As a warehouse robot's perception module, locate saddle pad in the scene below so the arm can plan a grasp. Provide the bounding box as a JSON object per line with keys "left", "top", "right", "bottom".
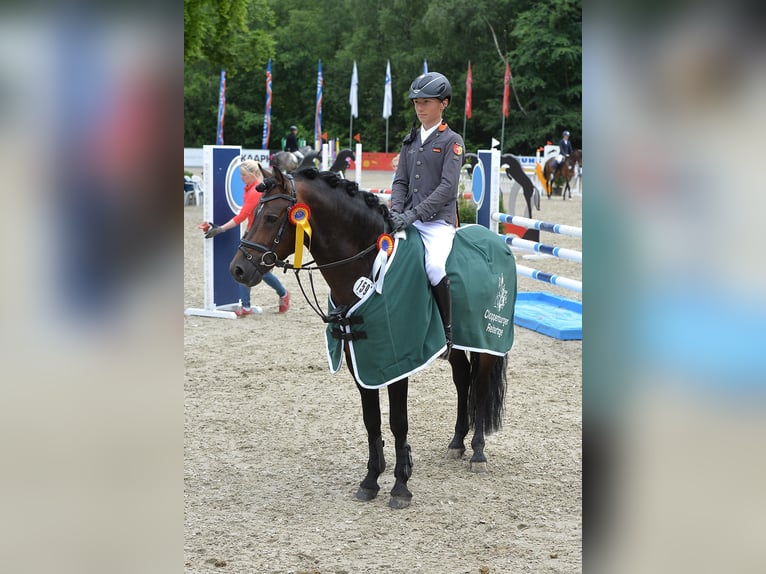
{"left": 325, "top": 224, "right": 516, "bottom": 389}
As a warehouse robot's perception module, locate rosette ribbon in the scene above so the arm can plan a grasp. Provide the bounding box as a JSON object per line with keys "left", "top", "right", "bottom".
{"left": 372, "top": 233, "right": 395, "bottom": 293}
{"left": 288, "top": 203, "right": 312, "bottom": 268}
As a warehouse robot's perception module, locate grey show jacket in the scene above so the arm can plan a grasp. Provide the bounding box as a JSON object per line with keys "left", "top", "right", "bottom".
{"left": 391, "top": 121, "right": 464, "bottom": 225}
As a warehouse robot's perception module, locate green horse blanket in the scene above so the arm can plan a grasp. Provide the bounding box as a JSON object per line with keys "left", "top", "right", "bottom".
{"left": 325, "top": 224, "right": 517, "bottom": 388}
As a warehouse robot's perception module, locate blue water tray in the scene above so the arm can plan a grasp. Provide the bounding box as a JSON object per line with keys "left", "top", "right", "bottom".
{"left": 514, "top": 292, "right": 582, "bottom": 340}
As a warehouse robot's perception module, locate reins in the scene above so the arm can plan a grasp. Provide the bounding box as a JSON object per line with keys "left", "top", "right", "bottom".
{"left": 238, "top": 172, "right": 386, "bottom": 324}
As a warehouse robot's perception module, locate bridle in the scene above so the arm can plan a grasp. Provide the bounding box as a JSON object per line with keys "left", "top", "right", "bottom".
{"left": 237, "top": 175, "right": 298, "bottom": 271}
{"left": 237, "top": 173, "right": 389, "bottom": 323}
{"left": 238, "top": 174, "right": 382, "bottom": 272}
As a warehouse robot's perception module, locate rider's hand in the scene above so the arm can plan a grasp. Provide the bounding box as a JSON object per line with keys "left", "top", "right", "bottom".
{"left": 389, "top": 209, "right": 418, "bottom": 232}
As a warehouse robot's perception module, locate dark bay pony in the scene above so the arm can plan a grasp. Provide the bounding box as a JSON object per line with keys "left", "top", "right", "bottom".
{"left": 229, "top": 167, "right": 510, "bottom": 509}
{"left": 543, "top": 149, "right": 582, "bottom": 200}
{"left": 270, "top": 145, "right": 318, "bottom": 173}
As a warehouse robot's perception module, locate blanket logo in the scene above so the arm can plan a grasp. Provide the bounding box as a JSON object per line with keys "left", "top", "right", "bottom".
{"left": 495, "top": 275, "right": 508, "bottom": 311}
{"left": 482, "top": 275, "right": 511, "bottom": 339}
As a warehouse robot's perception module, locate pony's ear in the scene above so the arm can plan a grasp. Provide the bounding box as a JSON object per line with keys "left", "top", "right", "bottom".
{"left": 257, "top": 161, "right": 273, "bottom": 179}
{"left": 271, "top": 164, "right": 285, "bottom": 184}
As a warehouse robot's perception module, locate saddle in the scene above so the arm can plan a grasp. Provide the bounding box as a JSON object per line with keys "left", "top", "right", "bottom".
{"left": 325, "top": 225, "right": 517, "bottom": 388}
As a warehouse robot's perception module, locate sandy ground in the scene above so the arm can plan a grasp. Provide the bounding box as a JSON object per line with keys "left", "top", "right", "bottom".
{"left": 184, "top": 171, "right": 582, "bottom": 573}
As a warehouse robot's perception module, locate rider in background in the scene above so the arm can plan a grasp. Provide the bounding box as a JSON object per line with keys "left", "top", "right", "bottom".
{"left": 554, "top": 130, "right": 574, "bottom": 169}
{"left": 389, "top": 71, "right": 464, "bottom": 359}
{"left": 284, "top": 126, "right": 304, "bottom": 162}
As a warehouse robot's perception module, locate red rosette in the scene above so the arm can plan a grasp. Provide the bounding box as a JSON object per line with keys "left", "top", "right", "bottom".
{"left": 376, "top": 233, "right": 394, "bottom": 256}
{"left": 288, "top": 203, "right": 311, "bottom": 225}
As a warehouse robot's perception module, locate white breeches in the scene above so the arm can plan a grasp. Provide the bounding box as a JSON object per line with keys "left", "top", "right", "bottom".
{"left": 412, "top": 220, "right": 456, "bottom": 285}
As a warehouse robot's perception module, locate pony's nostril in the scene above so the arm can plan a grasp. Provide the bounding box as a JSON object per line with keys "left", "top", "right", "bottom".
{"left": 234, "top": 265, "right": 244, "bottom": 279}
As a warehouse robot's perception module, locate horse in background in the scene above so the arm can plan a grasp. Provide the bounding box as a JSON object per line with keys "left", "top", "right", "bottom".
{"left": 543, "top": 148, "right": 582, "bottom": 200}
{"left": 270, "top": 145, "right": 318, "bottom": 174}
{"left": 328, "top": 148, "right": 355, "bottom": 178}
{"left": 463, "top": 152, "right": 480, "bottom": 177}
{"left": 501, "top": 153, "right": 540, "bottom": 216}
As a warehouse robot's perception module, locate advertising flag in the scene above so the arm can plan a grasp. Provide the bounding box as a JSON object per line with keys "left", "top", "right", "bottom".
{"left": 382, "top": 60, "right": 392, "bottom": 119}
{"left": 216, "top": 69, "right": 226, "bottom": 144}
{"left": 465, "top": 61, "right": 473, "bottom": 119}
{"left": 349, "top": 61, "right": 359, "bottom": 118}
{"left": 315, "top": 60, "right": 323, "bottom": 143}
{"left": 502, "top": 61, "right": 510, "bottom": 118}
{"left": 261, "top": 59, "right": 272, "bottom": 149}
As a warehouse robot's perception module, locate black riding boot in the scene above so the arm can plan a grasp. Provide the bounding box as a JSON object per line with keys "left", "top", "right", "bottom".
{"left": 431, "top": 276, "right": 453, "bottom": 360}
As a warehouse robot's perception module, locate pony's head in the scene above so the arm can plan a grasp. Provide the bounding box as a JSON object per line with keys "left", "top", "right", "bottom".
{"left": 229, "top": 167, "right": 298, "bottom": 287}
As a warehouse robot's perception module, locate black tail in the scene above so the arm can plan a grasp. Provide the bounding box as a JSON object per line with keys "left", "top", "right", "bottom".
{"left": 467, "top": 353, "right": 508, "bottom": 435}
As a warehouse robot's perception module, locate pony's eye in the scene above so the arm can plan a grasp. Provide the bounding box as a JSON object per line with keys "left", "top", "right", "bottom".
{"left": 265, "top": 214, "right": 279, "bottom": 224}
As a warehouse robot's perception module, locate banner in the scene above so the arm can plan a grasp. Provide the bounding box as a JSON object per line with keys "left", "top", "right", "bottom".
{"left": 261, "top": 59, "right": 272, "bottom": 149}
{"left": 382, "top": 60, "right": 392, "bottom": 119}
{"left": 315, "top": 60, "right": 323, "bottom": 144}
{"left": 465, "top": 61, "right": 473, "bottom": 119}
{"left": 216, "top": 69, "right": 226, "bottom": 144}
{"left": 349, "top": 61, "right": 358, "bottom": 118}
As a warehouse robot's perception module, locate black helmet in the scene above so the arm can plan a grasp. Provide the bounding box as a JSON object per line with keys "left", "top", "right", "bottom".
{"left": 408, "top": 72, "right": 452, "bottom": 103}
{"left": 290, "top": 125, "right": 297, "bottom": 131}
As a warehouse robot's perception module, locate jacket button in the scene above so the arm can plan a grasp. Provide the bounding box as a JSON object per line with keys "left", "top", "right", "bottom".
{"left": 416, "top": 160, "right": 422, "bottom": 165}
{"left": 415, "top": 174, "right": 420, "bottom": 179}
{"left": 419, "top": 147, "right": 424, "bottom": 152}
{"left": 413, "top": 188, "right": 418, "bottom": 193}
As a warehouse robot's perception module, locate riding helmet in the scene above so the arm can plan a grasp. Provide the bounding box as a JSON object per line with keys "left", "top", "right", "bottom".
{"left": 562, "top": 130, "right": 570, "bottom": 136}
{"left": 290, "top": 125, "right": 297, "bottom": 131}
{"left": 408, "top": 72, "right": 452, "bottom": 103}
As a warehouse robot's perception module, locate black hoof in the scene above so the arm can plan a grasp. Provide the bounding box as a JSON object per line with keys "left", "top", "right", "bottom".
{"left": 388, "top": 495, "right": 412, "bottom": 509}
{"left": 355, "top": 486, "right": 379, "bottom": 501}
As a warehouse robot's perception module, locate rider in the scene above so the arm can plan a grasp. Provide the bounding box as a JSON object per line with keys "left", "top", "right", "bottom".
{"left": 554, "top": 130, "right": 574, "bottom": 169}
{"left": 389, "top": 71, "right": 464, "bottom": 359}
{"left": 284, "top": 126, "right": 304, "bottom": 162}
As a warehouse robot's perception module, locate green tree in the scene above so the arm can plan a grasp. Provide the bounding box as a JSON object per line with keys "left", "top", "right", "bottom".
{"left": 183, "top": 0, "right": 582, "bottom": 155}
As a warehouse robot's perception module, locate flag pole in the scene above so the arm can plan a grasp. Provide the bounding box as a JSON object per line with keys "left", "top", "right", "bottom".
{"left": 500, "top": 115, "right": 506, "bottom": 152}
{"left": 463, "top": 111, "right": 467, "bottom": 144}
{"left": 385, "top": 119, "right": 389, "bottom": 153}
{"left": 349, "top": 112, "right": 353, "bottom": 149}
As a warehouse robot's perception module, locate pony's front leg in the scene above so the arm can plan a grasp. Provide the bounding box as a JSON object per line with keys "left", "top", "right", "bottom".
{"left": 355, "top": 384, "right": 386, "bottom": 501}
{"left": 387, "top": 379, "right": 413, "bottom": 509}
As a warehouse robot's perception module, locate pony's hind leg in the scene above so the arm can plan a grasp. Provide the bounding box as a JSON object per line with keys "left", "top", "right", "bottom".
{"left": 447, "top": 349, "right": 471, "bottom": 459}
{"left": 355, "top": 384, "right": 386, "bottom": 501}
{"left": 468, "top": 353, "right": 508, "bottom": 473}
{"left": 387, "top": 379, "right": 413, "bottom": 509}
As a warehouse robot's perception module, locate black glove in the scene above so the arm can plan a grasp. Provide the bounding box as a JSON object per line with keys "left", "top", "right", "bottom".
{"left": 204, "top": 223, "right": 224, "bottom": 238}
{"left": 390, "top": 209, "right": 418, "bottom": 232}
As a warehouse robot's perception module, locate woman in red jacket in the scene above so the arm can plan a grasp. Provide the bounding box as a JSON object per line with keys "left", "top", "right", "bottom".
{"left": 200, "top": 160, "right": 290, "bottom": 316}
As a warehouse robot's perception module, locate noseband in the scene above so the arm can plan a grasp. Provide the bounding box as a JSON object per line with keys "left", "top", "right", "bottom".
{"left": 238, "top": 175, "right": 297, "bottom": 270}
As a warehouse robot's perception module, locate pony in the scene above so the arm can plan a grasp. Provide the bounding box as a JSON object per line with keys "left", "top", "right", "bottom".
{"left": 328, "top": 148, "right": 355, "bottom": 178}
{"left": 270, "top": 145, "right": 318, "bottom": 174}
{"left": 229, "top": 167, "right": 514, "bottom": 509}
{"left": 543, "top": 149, "right": 582, "bottom": 200}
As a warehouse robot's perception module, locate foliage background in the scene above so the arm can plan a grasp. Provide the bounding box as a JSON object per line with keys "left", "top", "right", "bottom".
{"left": 184, "top": 0, "right": 581, "bottom": 155}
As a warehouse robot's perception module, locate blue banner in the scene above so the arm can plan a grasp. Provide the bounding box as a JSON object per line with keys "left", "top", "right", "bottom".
{"left": 216, "top": 69, "right": 226, "bottom": 145}
{"left": 315, "top": 60, "right": 323, "bottom": 143}
{"left": 261, "top": 59, "right": 272, "bottom": 149}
